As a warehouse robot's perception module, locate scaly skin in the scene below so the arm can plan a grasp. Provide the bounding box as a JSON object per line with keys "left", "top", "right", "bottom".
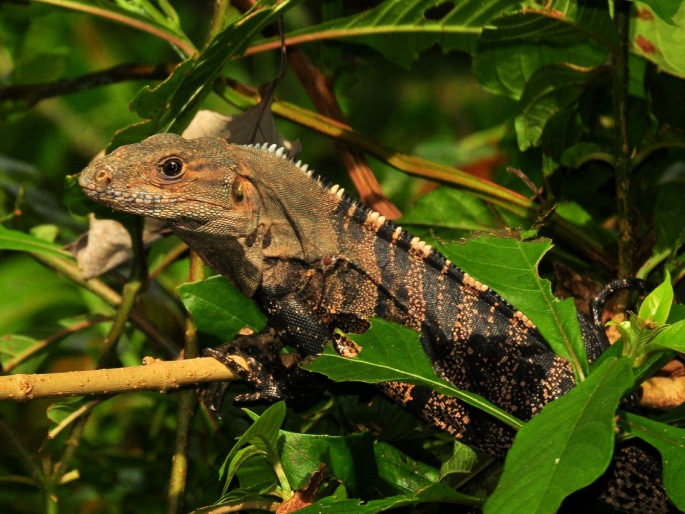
{"left": 79, "top": 134, "right": 673, "bottom": 512}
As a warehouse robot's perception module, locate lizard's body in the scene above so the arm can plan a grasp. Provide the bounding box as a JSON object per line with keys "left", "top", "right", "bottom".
{"left": 79, "top": 134, "right": 672, "bottom": 512}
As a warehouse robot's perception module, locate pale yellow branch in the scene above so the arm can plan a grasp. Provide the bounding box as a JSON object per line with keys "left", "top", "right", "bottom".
{"left": 0, "top": 356, "right": 246, "bottom": 402}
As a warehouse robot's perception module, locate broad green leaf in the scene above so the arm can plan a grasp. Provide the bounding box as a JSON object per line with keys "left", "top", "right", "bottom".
{"left": 304, "top": 318, "right": 523, "bottom": 431}
{"left": 629, "top": 0, "right": 679, "bottom": 24}
{"left": 280, "top": 431, "right": 375, "bottom": 496}
{"left": 632, "top": 2, "right": 685, "bottom": 78}
{"left": 638, "top": 273, "right": 673, "bottom": 324}
{"left": 46, "top": 397, "right": 88, "bottom": 426}
{"left": 440, "top": 441, "right": 479, "bottom": 478}
{"left": 559, "top": 142, "right": 609, "bottom": 168}
{"left": 0, "top": 334, "right": 49, "bottom": 374}
{"left": 0, "top": 225, "right": 70, "bottom": 258}
{"left": 32, "top": 0, "right": 193, "bottom": 49}
{"left": 219, "top": 402, "right": 286, "bottom": 491}
{"left": 650, "top": 319, "right": 685, "bottom": 353}
{"left": 177, "top": 276, "right": 267, "bottom": 340}
{"left": 474, "top": 3, "right": 613, "bottom": 99}
{"left": 374, "top": 442, "right": 439, "bottom": 494}
{"left": 296, "top": 482, "right": 481, "bottom": 514}
{"left": 400, "top": 187, "right": 501, "bottom": 233}
{"left": 110, "top": 0, "right": 301, "bottom": 147}
{"left": 269, "top": 0, "right": 513, "bottom": 69}
{"left": 621, "top": 412, "right": 685, "bottom": 511}
{"left": 554, "top": 202, "right": 617, "bottom": 248}
{"left": 440, "top": 236, "right": 588, "bottom": 379}
{"left": 654, "top": 182, "right": 685, "bottom": 257}
{"left": 372, "top": 442, "right": 480, "bottom": 505}
{"left": 485, "top": 357, "right": 634, "bottom": 514}
{"left": 515, "top": 64, "right": 594, "bottom": 151}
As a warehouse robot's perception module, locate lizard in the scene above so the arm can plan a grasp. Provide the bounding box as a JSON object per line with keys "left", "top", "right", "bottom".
{"left": 79, "top": 133, "right": 674, "bottom": 513}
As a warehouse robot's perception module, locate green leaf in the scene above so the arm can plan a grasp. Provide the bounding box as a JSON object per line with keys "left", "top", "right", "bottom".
{"left": 177, "top": 276, "right": 267, "bottom": 341}
{"left": 219, "top": 402, "right": 286, "bottom": 492}
{"left": 554, "top": 202, "right": 617, "bottom": 248}
{"left": 274, "top": 0, "right": 513, "bottom": 69}
{"left": 638, "top": 273, "right": 673, "bottom": 324}
{"left": 474, "top": 4, "right": 613, "bottom": 99}
{"left": 631, "top": 2, "right": 685, "bottom": 78}
{"left": 304, "top": 318, "right": 523, "bottom": 431}
{"left": 31, "top": 0, "right": 193, "bottom": 49}
{"left": 296, "top": 482, "right": 481, "bottom": 514}
{"left": 621, "top": 412, "right": 685, "bottom": 511}
{"left": 650, "top": 319, "right": 685, "bottom": 353}
{"left": 514, "top": 64, "right": 594, "bottom": 151}
{"left": 440, "top": 236, "right": 588, "bottom": 379}
{"left": 110, "top": 0, "right": 301, "bottom": 147}
{"left": 484, "top": 357, "right": 634, "bottom": 514}
{"left": 400, "top": 187, "right": 501, "bottom": 233}
{"left": 654, "top": 182, "right": 685, "bottom": 257}
{"left": 440, "top": 441, "right": 479, "bottom": 478}
{"left": 280, "top": 432, "right": 375, "bottom": 496}
{"left": 0, "top": 334, "right": 49, "bottom": 374}
{"left": 374, "top": 441, "right": 438, "bottom": 494}
{"left": 630, "top": 0, "right": 679, "bottom": 24}
{"left": 46, "top": 397, "right": 88, "bottom": 426}
{"left": 0, "top": 225, "right": 70, "bottom": 258}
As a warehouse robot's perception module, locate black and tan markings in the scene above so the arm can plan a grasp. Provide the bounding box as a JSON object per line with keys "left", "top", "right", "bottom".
{"left": 80, "top": 137, "right": 673, "bottom": 513}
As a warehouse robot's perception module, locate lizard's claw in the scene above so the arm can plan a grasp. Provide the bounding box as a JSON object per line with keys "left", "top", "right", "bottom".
{"left": 204, "top": 344, "right": 286, "bottom": 403}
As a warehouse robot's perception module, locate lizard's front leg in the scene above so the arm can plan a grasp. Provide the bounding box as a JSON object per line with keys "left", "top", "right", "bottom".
{"left": 204, "top": 291, "right": 332, "bottom": 408}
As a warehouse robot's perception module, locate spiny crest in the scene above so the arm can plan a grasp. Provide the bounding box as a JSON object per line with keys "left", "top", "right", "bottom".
{"left": 244, "top": 142, "right": 314, "bottom": 177}
{"left": 243, "top": 142, "right": 523, "bottom": 322}
{"left": 244, "top": 141, "right": 439, "bottom": 259}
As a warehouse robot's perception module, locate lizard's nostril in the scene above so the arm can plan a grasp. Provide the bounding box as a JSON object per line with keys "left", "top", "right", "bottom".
{"left": 95, "top": 169, "right": 111, "bottom": 184}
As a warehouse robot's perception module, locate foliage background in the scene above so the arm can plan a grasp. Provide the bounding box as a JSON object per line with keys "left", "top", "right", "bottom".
{"left": 1, "top": 1, "right": 685, "bottom": 513}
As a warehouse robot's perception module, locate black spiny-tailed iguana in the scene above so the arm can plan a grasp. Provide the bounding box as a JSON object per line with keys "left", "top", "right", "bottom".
{"left": 79, "top": 133, "right": 674, "bottom": 513}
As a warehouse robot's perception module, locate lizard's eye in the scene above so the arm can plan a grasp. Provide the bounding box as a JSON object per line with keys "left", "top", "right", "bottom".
{"left": 232, "top": 179, "right": 245, "bottom": 203}
{"left": 159, "top": 158, "right": 184, "bottom": 178}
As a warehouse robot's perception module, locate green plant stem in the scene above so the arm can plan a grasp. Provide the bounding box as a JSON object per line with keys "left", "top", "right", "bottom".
{"left": 0, "top": 416, "right": 43, "bottom": 484}
{"left": 3, "top": 316, "right": 111, "bottom": 373}
{"left": 166, "top": 251, "right": 203, "bottom": 514}
{"left": 99, "top": 218, "right": 147, "bottom": 367}
{"left": 612, "top": 1, "right": 634, "bottom": 280}
{"left": 51, "top": 412, "right": 87, "bottom": 480}
{"left": 30, "top": 252, "right": 178, "bottom": 357}
{"left": 98, "top": 280, "right": 142, "bottom": 367}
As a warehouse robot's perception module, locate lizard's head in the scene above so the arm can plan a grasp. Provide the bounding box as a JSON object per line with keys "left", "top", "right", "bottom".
{"left": 80, "top": 133, "right": 257, "bottom": 236}
{"left": 80, "top": 133, "right": 268, "bottom": 294}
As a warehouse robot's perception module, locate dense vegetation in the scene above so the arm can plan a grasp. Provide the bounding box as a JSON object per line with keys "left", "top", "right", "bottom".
{"left": 1, "top": 1, "right": 685, "bottom": 513}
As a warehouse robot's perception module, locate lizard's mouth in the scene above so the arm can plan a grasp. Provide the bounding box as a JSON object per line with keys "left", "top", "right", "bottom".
{"left": 80, "top": 179, "right": 227, "bottom": 215}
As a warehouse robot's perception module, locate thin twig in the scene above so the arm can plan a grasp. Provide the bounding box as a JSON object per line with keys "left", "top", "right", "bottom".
{"left": 2, "top": 316, "right": 111, "bottom": 373}
{"left": 30, "top": 252, "right": 178, "bottom": 357}
{"left": 166, "top": 251, "right": 204, "bottom": 514}
{"left": 0, "top": 416, "right": 43, "bottom": 483}
{"left": 0, "top": 64, "right": 171, "bottom": 108}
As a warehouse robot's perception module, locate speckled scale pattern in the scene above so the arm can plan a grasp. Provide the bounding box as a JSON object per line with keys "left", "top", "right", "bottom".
{"left": 78, "top": 135, "right": 674, "bottom": 513}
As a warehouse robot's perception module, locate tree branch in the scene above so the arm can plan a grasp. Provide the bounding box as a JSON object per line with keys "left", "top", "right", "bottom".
{"left": 0, "top": 64, "right": 172, "bottom": 109}
{"left": 0, "top": 357, "right": 243, "bottom": 402}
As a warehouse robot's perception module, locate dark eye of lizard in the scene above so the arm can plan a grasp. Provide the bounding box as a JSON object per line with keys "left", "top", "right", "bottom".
{"left": 159, "top": 158, "right": 183, "bottom": 178}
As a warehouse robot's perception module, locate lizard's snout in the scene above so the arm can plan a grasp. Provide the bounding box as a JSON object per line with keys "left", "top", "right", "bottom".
{"left": 79, "top": 165, "right": 115, "bottom": 197}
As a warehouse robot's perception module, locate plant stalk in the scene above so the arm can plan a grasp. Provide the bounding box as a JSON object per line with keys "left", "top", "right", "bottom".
{"left": 612, "top": 1, "right": 634, "bottom": 279}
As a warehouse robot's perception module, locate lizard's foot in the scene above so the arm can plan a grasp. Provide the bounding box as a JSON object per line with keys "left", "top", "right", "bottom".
{"left": 203, "top": 341, "right": 286, "bottom": 406}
